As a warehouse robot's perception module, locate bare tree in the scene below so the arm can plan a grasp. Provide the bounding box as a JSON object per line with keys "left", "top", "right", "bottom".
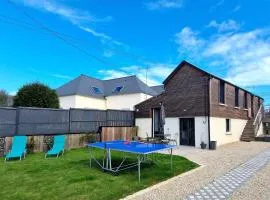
{"left": 0, "top": 90, "right": 8, "bottom": 106}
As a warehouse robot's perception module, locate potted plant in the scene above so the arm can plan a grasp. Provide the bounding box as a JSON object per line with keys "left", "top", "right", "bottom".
{"left": 200, "top": 141, "right": 207, "bottom": 149}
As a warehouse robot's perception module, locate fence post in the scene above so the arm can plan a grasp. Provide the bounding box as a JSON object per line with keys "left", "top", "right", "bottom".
{"left": 68, "top": 109, "right": 71, "bottom": 134}
{"left": 15, "top": 107, "right": 20, "bottom": 136}
{"left": 106, "top": 110, "right": 108, "bottom": 126}
{"left": 132, "top": 111, "right": 135, "bottom": 127}
{"left": 0, "top": 137, "right": 5, "bottom": 157}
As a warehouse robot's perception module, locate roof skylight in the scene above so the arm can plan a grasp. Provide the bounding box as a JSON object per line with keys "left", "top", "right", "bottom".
{"left": 113, "top": 86, "right": 123, "bottom": 93}
{"left": 92, "top": 87, "right": 102, "bottom": 94}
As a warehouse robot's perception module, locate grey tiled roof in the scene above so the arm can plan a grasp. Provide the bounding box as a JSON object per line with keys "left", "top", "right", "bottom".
{"left": 56, "top": 75, "right": 159, "bottom": 98}
{"left": 150, "top": 85, "right": 164, "bottom": 95}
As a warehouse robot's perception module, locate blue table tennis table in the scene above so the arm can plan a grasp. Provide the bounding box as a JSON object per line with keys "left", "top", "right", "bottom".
{"left": 88, "top": 140, "right": 175, "bottom": 182}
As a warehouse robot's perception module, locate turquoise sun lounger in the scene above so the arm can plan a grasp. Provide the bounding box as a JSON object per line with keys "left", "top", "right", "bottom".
{"left": 45, "top": 135, "right": 66, "bottom": 158}
{"left": 5, "top": 136, "right": 27, "bottom": 161}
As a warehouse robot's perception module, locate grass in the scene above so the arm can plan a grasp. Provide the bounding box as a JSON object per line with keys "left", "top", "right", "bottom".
{"left": 0, "top": 148, "right": 199, "bottom": 200}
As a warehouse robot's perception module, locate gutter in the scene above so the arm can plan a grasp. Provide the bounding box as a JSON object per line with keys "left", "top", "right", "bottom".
{"left": 207, "top": 76, "right": 212, "bottom": 149}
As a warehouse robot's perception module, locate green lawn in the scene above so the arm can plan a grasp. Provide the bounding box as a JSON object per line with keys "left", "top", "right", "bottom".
{"left": 0, "top": 148, "right": 198, "bottom": 200}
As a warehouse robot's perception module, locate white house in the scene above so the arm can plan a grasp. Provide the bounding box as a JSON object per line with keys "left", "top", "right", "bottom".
{"left": 56, "top": 75, "right": 163, "bottom": 110}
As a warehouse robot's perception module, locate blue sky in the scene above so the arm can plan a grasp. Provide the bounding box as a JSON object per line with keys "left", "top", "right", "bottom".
{"left": 0, "top": 0, "right": 270, "bottom": 103}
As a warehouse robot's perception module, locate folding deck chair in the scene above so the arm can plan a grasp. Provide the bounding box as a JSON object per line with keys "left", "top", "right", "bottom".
{"left": 5, "top": 136, "right": 27, "bottom": 161}
{"left": 45, "top": 135, "right": 66, "bottom": 158}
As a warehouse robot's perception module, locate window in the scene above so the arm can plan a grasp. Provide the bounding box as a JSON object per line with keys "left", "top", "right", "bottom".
{"left": 235, "top": 88, "right": 239, "bottom": 107}
{"left": 219, "top": 81, "right": 225, "bottom": 104}
{"left": 244, "top": 92, "right": 248, "bottom": 109}
{"left": 92, "top": 87, "right": 102, "bottom": 94}
{"left": 113, "top": 86, "right": 123, "bottom": 93}
{"left": 226, "top": 119, "right": 231, "bottom": 132}
{"left": 258, "top": 98, "right": 261, "bottom": 108}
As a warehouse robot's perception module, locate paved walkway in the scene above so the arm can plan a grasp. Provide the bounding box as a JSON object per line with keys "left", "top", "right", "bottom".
{"left": 125, "top": 142, "right": 270, "bottom": 200}
{"left": 184, "top": 149, "right": 270, "bottom": 200}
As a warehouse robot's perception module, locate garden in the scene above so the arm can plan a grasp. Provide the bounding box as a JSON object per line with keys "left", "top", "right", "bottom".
{"left": 0, "top": 148, "right": 198, "bottom": 200}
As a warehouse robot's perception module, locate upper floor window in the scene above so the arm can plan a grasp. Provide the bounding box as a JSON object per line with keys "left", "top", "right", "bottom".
{"left": 219, "top": 81, "right": 225, "bottom": 104}
{"left": 244, "top": 92, "right": 248, "bottom": 109}
{"left": 258, "top": 98, "right": 261, "bottom": 108}
{"left": 92, "top": 87, "right": 102, "bottom": 94}
{"left": 235, "top": 88, "right": 239, "bottom": 107}
{"left": 113, "top": 86, "right": 123, "bottom": 93}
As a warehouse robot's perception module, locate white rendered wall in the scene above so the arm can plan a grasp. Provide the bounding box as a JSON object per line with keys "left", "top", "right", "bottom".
{"left": 164, "top": 118, "right": 180, "bottom": 145}
{"left": 59, "top": 96, "right": 76, "bottom": 109}
{"left": 210, "top": 117, "right": 247, "bottom": 147}
{"left": 164, "top": 117, "right": 208, "bottom": 148}
{"left": 75, "top": 95, "right": 106, "bottom": 109}
{"left": 59, "top": 95, "right": 106, "bottom": 109}
{"left": 136, "top": 118, "right": 152, "bottom": 138}
{"left": 106, "top": 93, "right": 152, "bottom": 110}
{"left": 136, "top": 116, "right": 209, "bottom": 148}
{"left": 195, "top": 117, "right": 209, "bottom": 148}
{"left": 59, "top": 93, "right": 151, "bottom": 110}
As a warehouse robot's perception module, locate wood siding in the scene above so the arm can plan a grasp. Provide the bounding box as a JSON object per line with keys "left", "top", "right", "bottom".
{"left": 210, "top": 78, "right": 263, "bottom": 119}
{"left": 135, "top": 93, "right": 164, "bottom": 118}
{"left": 164, "top": 64, "right": 209, "bottom": 117}
{"left": 210, "top": 78, "right": 248, "bottom": 119}
{"left": 135, "top": 62, "right": 263, "bottom": 120}
{"left": 135, "top": 64, "right": 209, "bottom": 118}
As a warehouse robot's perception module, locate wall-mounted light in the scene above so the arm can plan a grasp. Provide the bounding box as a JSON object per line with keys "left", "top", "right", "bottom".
{"left": 183, "top": 109, "right": 187, "bottom": 112}
{"left": 136, "top": 109, "right": 140, "bottom": 112}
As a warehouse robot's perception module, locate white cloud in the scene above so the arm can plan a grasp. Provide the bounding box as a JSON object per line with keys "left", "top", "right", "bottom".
{"left": 9, "top": 91, "right": 17, "bottom": 96}
{"left": 103, "top": 50, "right": 114, "bottom": 58}
{"left": 216, "top": 0, "right": 224, "bottom": 6}
{"left": 175, "top": 27, "right": 205, "bottom": 58}
{"left": 16, "top": 0, "right": 112, "bottom": 25}
{"left": 14, "top": 0, "right": 125, "bottom": 56}
{"left": 79, "top": 26, "right": 111, "bottom": 41}
{"left": 207, "top": 20, "right": 241, "bottom": 32}
{"left": 209, "top": 0, "right": 225, "bottom": 11}
{"left": 175, "top": 26, "right": 270, "bottom": 87}
{"left": 51, "top": 73, "right": 72, "bottom": 80}
{"left": 99, "top": 63, "right": 175, "bottom": 86}
{"left": 145, "top": 0, "right": 183, "bottom": 10}
{"left": 98, "top": 70, "right": 130, "bottom": 80}
{"left": 232, "top": 5, "right": 241, "bottom": 12}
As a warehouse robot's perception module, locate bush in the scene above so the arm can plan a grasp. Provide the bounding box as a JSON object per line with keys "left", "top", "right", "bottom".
{"left": 27, "top": 136, "right": 35, "bottom": 153}
{"left": 13, "top": 82, "right": 60, "bottom": 108}
{"left": 43, "top": 136, "right": 54, "bottom": 151}
{"left": 80, "top": 133, "right": 97, "bottom": 145}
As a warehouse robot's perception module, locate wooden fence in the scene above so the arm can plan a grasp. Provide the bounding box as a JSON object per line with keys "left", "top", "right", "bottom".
{"left": 101, "top": 126, "right": 137, "bottom": 141}
{"left": 2, "top": 127, "right": 137, "bottom": 156}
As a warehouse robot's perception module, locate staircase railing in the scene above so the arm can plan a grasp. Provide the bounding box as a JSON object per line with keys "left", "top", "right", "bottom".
{"left": 264, "top": 105, "right": 270, "bottom": 117}
{"left": 253, "top": 105, "right": 263, "bottom": 136}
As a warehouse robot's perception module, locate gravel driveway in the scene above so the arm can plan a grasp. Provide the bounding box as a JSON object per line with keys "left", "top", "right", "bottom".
{"left": 124, "top": 141, "right": 270, "bottom": 200}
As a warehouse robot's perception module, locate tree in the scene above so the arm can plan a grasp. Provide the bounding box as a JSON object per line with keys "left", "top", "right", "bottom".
{"left": 13, "top": 82, "right": 60, "bottom": 108}
{"left": 0, "top": 90, "right": 8, "bottom": 106}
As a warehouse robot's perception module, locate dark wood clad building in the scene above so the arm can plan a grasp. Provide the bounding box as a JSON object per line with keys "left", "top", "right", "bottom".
{"left": 135, "top": 61, "right": 264, "bottom": 148}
